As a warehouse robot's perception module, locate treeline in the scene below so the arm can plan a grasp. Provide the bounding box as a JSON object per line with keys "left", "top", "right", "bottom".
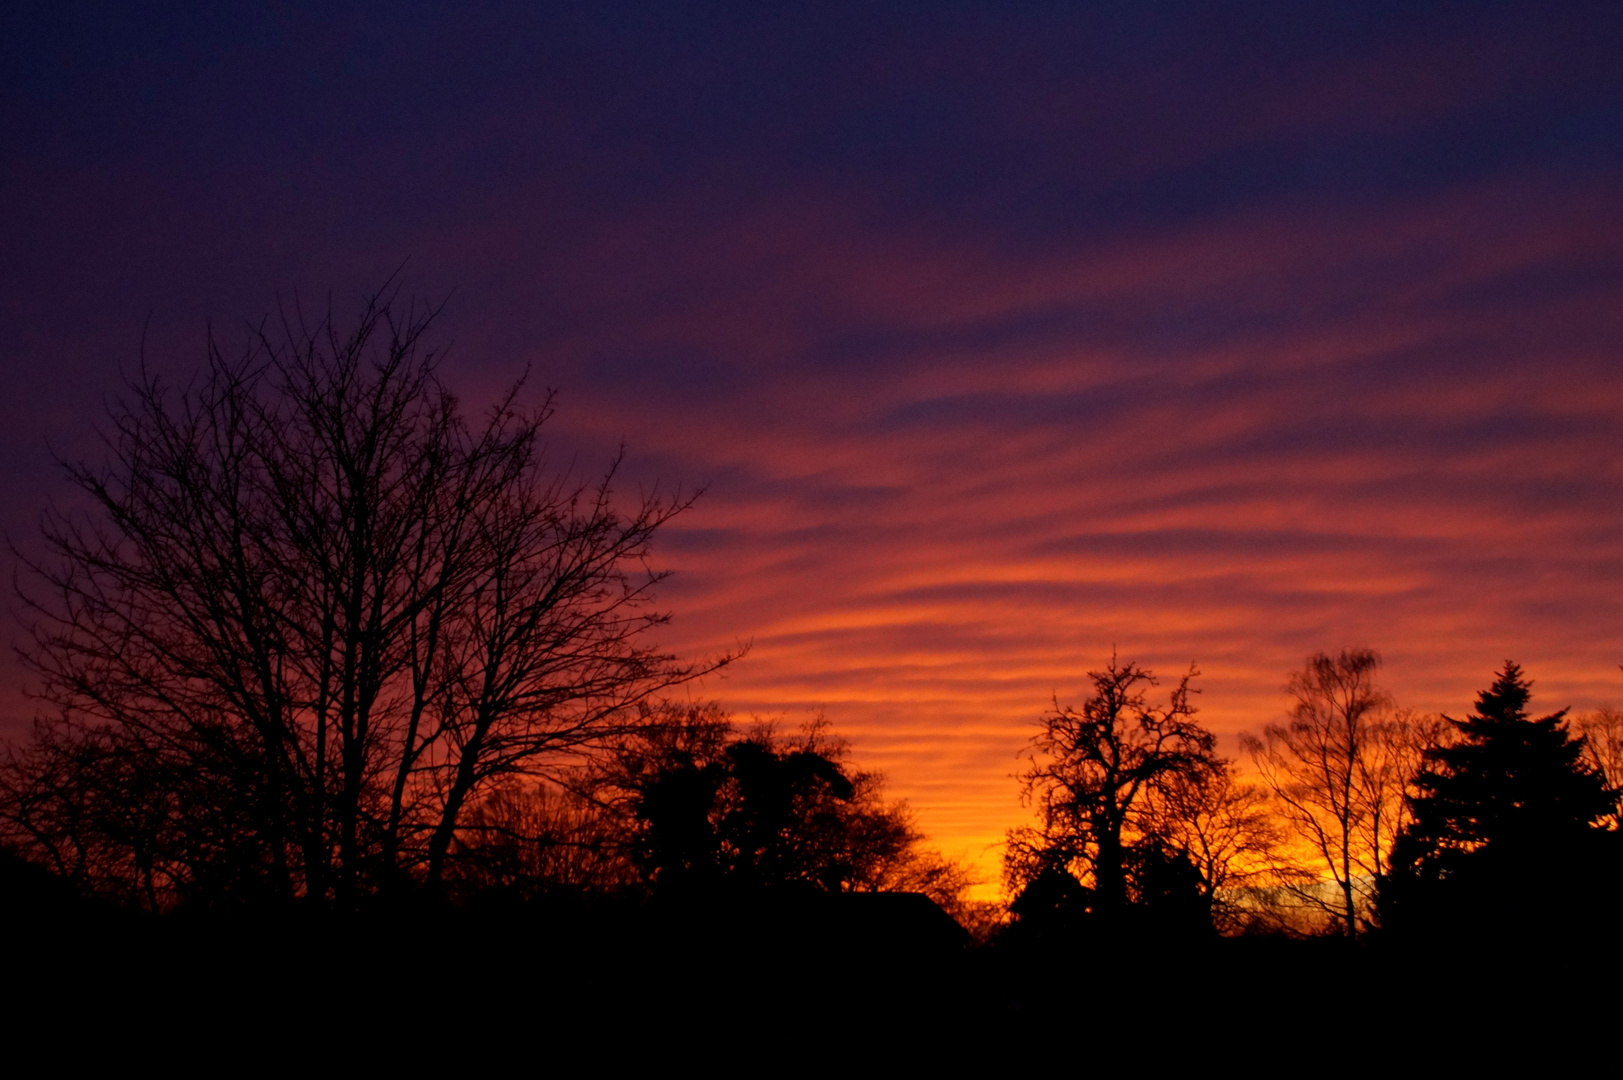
{"left": 1002, "top": 650, "right": 1623, "bottom": 948}
{"left": 0, "top": 291, "right": 988, "bottom": 936}
{"left": 1, "top": 290, "right": 1619, "bottom": 966}
{"left": 2, "top": 694, "right": 982, "bottom": 924}
{"left": 445, "top": 703, "right": 985, "bottom": 924}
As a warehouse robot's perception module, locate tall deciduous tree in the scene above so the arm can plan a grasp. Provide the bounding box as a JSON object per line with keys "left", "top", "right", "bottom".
{"left": 1242, "top": 649, "right": 1435, "bottom": 937}
{"left": 1, "top": 288, "right": 727, "bottom": 910}
{"left": 1006, "top": 654, "right": 1221, "bottom": 929}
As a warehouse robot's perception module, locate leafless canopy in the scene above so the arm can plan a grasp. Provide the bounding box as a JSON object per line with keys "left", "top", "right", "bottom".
{"left": 1576, "top": 704, "right": 1623, "bottom": 829}
{"left": 1140, "top": 765, "right": 1291, "bottom": 934}
{"left": 3, "top": 288, "right": 731, "bottom": 910}
{"left": 1242, "top": 649, "right": 1441, "bottom": 936}
{"left": 1007, "top": 654, "right": 1220, "bottom": 918}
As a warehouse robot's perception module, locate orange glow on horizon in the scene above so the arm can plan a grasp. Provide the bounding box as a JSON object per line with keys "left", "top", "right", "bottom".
{"left": 516, "top": 178, "right": 1623, "bottom": 899}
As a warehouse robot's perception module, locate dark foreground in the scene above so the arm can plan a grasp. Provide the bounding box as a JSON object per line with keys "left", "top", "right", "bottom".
{"left": 5, "top": 863, "right": 1612, "bottom": 1064}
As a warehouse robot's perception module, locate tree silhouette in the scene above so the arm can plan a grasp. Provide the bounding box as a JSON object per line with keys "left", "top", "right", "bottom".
{"left": 1, "top": 287, "right": 729, "bottom": 910}
{"left": 1576, "top": 703, "right": 1623, "bottom": 829}
{"left": 1383, "top": 661, "right": 1619, "bottom": 940}
{"left": 1005, "top": 654, "right": 1221, "bottom": 936}
{"left": 441, "top": 779, "right": 631, "bottom": 901}
{"left": 1138, "top": 764, "right": 1292, "bottom": 934}
{"left": 1242, "top": 649, "right": 1438, "bottom": 936}
{"left": 602, "top": 706, "right": 976, "bottom": 914}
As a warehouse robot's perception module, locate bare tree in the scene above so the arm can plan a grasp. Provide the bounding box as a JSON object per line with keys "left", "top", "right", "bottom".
{"left": 1576, "top": 705, "right": 1623, "bottom": 828}
{"left": 2, "top": 287, "right": 730, "bottom": 910}
{"left": 1141, "top": 764, "right": 1292, "bottom": 934}
{"left": 1241, "top": 649, "right": 1436, "bottom": 936}
{"left": 1006, "top": 654, "right": 1220, "bottom": 923}
{"left": 444, "top": 780, "right": 632, "bottom": 899}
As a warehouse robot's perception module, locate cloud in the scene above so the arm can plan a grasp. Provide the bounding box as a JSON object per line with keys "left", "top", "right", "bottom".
{"left": 509, "top": 173, "right": 1623, "bottom": 886}
{"left": 5, "top": 2, "right": 1621, "bottom": 892}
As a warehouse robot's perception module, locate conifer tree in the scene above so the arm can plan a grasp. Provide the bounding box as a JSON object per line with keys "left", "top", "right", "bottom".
{"left": 1383, "top": 661, "right": 1618, "bottom": 939}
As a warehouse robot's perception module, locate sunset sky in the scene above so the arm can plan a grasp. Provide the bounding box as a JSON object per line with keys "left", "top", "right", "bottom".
{"left": 4, "top": 2, "right": 1622, "bottom": 889}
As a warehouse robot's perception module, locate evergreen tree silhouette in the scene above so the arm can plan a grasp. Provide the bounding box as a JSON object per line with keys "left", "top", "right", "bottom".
{"left": 1383, "top": 661, "right": 1619, "bottom": 943}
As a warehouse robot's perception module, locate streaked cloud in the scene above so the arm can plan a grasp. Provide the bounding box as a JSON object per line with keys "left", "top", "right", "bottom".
{"left": 3, "top": 2, "right": 1621, "bottom": 890}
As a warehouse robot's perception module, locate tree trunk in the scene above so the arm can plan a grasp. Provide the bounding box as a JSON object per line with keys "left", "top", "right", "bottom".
{"left": 1094, "top": 827, "right": 1127, "bottom": 919}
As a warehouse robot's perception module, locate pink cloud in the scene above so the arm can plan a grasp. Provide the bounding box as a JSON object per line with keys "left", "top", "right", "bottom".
{"left": 449, "top": 171, "right": 1623, "bottom": 890}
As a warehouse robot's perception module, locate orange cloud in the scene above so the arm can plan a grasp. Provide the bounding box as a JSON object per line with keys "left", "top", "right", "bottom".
{"left": 498, "top": 175, "right": 1623, "bottom": 893}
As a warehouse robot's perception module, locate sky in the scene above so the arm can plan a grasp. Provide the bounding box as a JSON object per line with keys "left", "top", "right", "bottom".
{"left": 4, "top": 1, "right": 1623, "bottom": 888}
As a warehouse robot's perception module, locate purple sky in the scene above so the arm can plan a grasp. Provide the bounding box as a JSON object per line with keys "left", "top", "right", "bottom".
{"left": 5, "top": 2, "right": 1623, "bottom": 882}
